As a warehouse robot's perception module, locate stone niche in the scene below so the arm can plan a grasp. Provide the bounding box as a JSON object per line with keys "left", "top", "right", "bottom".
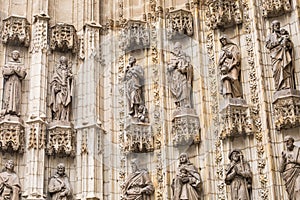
{"left": 1, "top": 16, "right": 30, "bottom": 47}
{"left": 46, "top": 121, "right": 76, "bottom": 156}
{"left": 262, "top": 0, "right": 292, "bottom": 18}
{"left": 171, "top": 108, "right": 201, "bottom": 146}
{"left": 205, "top": 0, "right": 243, "bottom": 30}
{"left": 166, "top": 9, "right": 193, "bottom": 40}
{"left": 119, "top": 20, "right": 150, "bottom": 52}
{"left": 219, "top": 98, "right": 253, "bottom": 139}
{"left": 272, "top": 89, "right": 300, "bottom": 130}
{"left": 50, "top": 23, "right": 78, "bottom": 53}
{"left": 0, "top": 115, "right": 25, "bottom": 153}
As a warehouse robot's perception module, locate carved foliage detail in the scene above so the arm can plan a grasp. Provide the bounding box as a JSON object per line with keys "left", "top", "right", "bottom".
{"left": 166, "top": 9, "right": 193, "bottom": 39}
{"left": 50, "top": 23, "right": 77, "bottom": 53}
{"left": 262, "top": 0, "right": 292, "bottom": 17}
{"left": 28, "top": 122, "right": 46, "bottom": 149}
{"left": 205, "top": 0, "right": 243, "bottom": 30}
{"left": 47, "top": 127, "right": 75, "bottom": 156}
{"left": 1, "top": 16, "right": 30, "bottom": 47}
{"left": 0, "top": 122, "right": 24, "bottom": 152}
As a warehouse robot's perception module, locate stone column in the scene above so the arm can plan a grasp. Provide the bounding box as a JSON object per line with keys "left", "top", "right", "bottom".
{"left": 23, "top": 13, "right": 50, "bottom": 200}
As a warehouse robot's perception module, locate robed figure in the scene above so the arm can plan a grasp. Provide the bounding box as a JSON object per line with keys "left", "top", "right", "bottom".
{"left": 280, "top": 136, "right": 300, "bottom": 200}
{"left": 225, "top": 150, "right": 252, "bottom": 200}
{"left": 266, "top": 20, "right": 295, "bottom": 91}
{"left": 122, "top": 159, "right": 154, "bottom": 200}
{"left": 172, "top": 153, "right": 202, "bottom": 200}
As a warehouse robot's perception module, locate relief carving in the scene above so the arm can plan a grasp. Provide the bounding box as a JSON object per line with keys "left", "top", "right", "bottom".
{"left": 50, "top": 23, "right": 77, "bottom": 53}
{"left": 1, "top": 16, "right": 30, "bottom": 47}
{"left": 0, "top": 121, "right": 24, "bottom": 152}
{"left": 166, "top": 9, "right": 193, "bottom": 39}
{"left": 119, "top": 20, "right": 150, "bottom": 51}
{"left": 262, "top": 0, "right": 292, "bottom": 18}
{"left": 205, "top": 0, "right": 243, "bottom": 30}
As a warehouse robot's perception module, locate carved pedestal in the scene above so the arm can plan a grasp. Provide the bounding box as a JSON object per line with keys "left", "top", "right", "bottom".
{"left": 0, "top": 115, "right": 24, "bottom": 152}
{"left": 272, "top": 89, "right": 300, "bottom": 130}
{"left": 47, "top": 121, "right": 75, "bottom": 156}
{"left": 171, "top": 108, "right": 200, "bottom": 146}
{"left": 124, "top": 119, "right": 154, "bottom": 153}
{"left": 262, "top": 0, "right": 291, "bottom": 18}
{"left": 220, "top": 98, "right": 252, "bottom": 139}
{"left": 50, "top": 23, "right": 77, "bottom": 53}
{"left": 166, "top": 9, "right": 193, "bottom": 39}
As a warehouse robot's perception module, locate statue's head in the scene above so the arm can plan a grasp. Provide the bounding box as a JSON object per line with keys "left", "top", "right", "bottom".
{"left": 228, "top": 149, "right": 242, "bottom": 162}
{"left": 5, "top": 160, "right": 15, "bottom": 171}
{"left": 11, "top": 50, "right": 20, "bottom": 61}
{"left": 284, "top": 136, "right": 295, "bottom": 151}
{"left": 128, "top": 56, "right": 136, "bottom": 65}
{"left": 179, "top": 153, "right": 188, "bottom": 164}
{"left": 130, "top": 159, "right": 139, "bottom": 172}
{"left": 271, "top": 20, "right": 280, "bottom": 32}
{"left": 57, "top": 163, "right": 66, "bottom": 176}
{"left": 59, "top": 56, "right": 68, "bottom": 66}
{"left": 220, "top": 35, "right": 228, "bottom": 46}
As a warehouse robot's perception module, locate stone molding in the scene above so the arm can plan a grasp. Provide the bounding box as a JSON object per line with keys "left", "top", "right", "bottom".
{"left": 166, "top": 9, "right": 193, "bottom": 39}
{"left": 31, "top": 13, "right": 50, "bottom": 53}
{"left": 50, "top": 23, "right": 77, "bottom": 53}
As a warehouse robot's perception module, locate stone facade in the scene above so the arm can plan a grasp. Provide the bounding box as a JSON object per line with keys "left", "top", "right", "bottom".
{"left": 0, "top": 0, "right": 300, "bottom": 199}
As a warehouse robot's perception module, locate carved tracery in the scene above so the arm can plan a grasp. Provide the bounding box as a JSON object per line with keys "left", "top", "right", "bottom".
{"left": 50, "top": 23, "right": 77, "bottom": 53}
{"left": 166, "top": 9, "right": 193, "bottom": 39}
{"left": 262, "top": 0, "right": 292, "bottom": 18}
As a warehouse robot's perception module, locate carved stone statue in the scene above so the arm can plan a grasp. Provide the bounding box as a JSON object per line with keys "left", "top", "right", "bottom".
{"left": 124, "top": 56, "right": 148, "bottom": 122}
{"left": 172, "top": 153, "right": 202, "bottom": 200}
{"left": 280, "top": 136, "right": 300, "bottom": 199}
{"left": 122, "top": 159, "right": 154, "bottom": 200}
{"left": 2, "top": 50, "right": 27, "bottom": 116}
{"left": 225, "top": 149, "right": 252, "bottom": 200}
{"left": 167, "top": 42, "right": 193, "bottom": 108}
{"left": 219, "top": 35, "right": 242, "bottom": 99}
{"left": 48, "top": 163, "right": 73, "bottom": 200}
{"left": 50, "top": 56, "right": 73, "bottom": 121}
{"left": 266, "top": 20, "right": 295, "bottom": 91}
{"left": 0, "top": 160, "right": 21, "bottom": 200}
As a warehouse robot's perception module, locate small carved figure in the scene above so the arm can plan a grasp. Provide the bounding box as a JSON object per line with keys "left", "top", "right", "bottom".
{"left": 48, "top": 163, "right": 73, "bottom": 200}
{"left": 50, "top": 56, "right": 73, "bottom": 121}
{"left": 122, "top": 159, "right": 154, "bottom": 200}
{"left": 225, "top": 149, "right": 252, "bottom": 200}
{"left": 219, "top": 35, "right": 242, "bottom": 99}
{"left": 124, "top": 56, "right": 145, "bottom": 118}
{"left": 167, "top": 42, "right": 193, "bottom": 108}
{"left": 172, "top": 153, "right": 202, "bottom": 200}
{"left": 280, "top": 136, "right": 300, "bottom": 200}
{"left": 0, "top": 160, "right": 21, "bottom": 200}
{"left": 266, "top": 20, "right": 295, "bottom": 91}
{"left": 2, "top": 50, "right": 27, "bottom": 116}
{"left": 137, "top": 104, "right": 149, "bottom": 123}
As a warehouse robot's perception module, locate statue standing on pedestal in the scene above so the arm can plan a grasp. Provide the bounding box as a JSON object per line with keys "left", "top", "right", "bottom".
{"left": 2, "top": 50, "right": 27, "bottom": 116}
{"left": 172, "top": 153, "right": 202, "bottom": 200}
{"left": 48, "top": 163, "right": 73, "bottom": 200}
{"left": 122, "top": 159, "right": 154, "bottom": 200}
{"left": 266, "top": 20, "right": 295, "bottom": 91}
{"left": 225, "top": 149, "right": 252, "bottom": 200}
{"left": 280, "top": 136, "right": 300, "bottom": 200}
{"left": 167, "top": 42, "right": 193, "bottom": 108}
{"left": 219, "top": 35, "right": 242, "bottom": 99}
{"left": 0, "top": 160, "right": 21, "bottom": 200}
{"left": 50, "top": 56, "right": 73, "bottom": 121}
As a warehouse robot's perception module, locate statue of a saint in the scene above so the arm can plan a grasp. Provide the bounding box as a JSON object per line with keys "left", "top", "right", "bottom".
{"left": 48, "top": 163, "right": 73, "bottom": 200}
{"left": 167, "top": 42, "right": 193, "bottom": 108}
{"left": 280, "top": 136, "right": 300, "bottom": 200}
{"left": 266, "top": 20, "right": 295, "bottom": 91}
{"left": 50, "top": 56, "right": 73, "bottom": 121}
{"left": 172, "top": 153, "right": 202, "bottom": 200}
{"left": 2, "top": 50, "right": 27, "bottom": 116}
{"left": 225, "top": 149, "right": 252, "bottom": 200}
{"left": 219, "top": 35, "right": 242, "bottom": 99}
{"left": 122, "top": 159, "right": 154, "bottom": 200}
{"left": 0, "top": 160, "right": 21, "bottom": 200}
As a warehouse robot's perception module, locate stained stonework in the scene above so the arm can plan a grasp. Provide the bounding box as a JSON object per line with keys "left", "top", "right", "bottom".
{"left": 1, "top": 16, "right": 30, "bottom": 47}
{"left": 166, "top": 9, "right": 193, "bottom": 39}
{"left": 262, "top": 0, "right": 292, "bottom": 17}
{"left": 50, "top": 23, "right": 77, "bottom": 53}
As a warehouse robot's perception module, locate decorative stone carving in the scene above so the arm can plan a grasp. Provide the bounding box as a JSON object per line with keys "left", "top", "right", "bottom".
{"left": 119, "top": 20, "right": 150, "bottom": 51}
{"left": 50, "top": 23, "right": 77, "bottom": 53}
{"left": 266, "top": 20, "right": 295, "bottom": 91}
{"left": 0, "top": 118, "right": 24, "bottom": 152}
{"left": 0, "top": 160, "right": 21, "bottom": 200}
{"left": 1, "top": 50, "right": 27, "bottom": 117}
{"left": 48, "top": 163, "right": 73, "bottom": 200}
{"left": 50, "top": 56, "right": 73, "bottom": 122}
{"left": 280, "top": 136, "right": 300, "bottom": 200}
{"left": 121, "top": 159, "right": 154, "bottom": 200}
{"left": 172, "top": 153, "right": 202, "bottom": 199}
{"left": 46, "top": 122, "right": 75, "bottom": 156}
{"left": 262, "top": 0, "right": 292, "bottom": 18}
{"left": 205, "top": 0, "right": 243, "bottom": 30}
{"left": 31, "top": 13, "right": 50, "bottom": 53}
{"left": 219, "top": 35, "right": 242, "bottom": 99}
{"left": 272, "top": 89, "right": 300, "bottom": 130}
{"left": 225, "top": 149, "right": 252, "bottom": 200}
{"left": 220, "top": 98, "right": 253, "bottom": 139}
{"left": 166, "top": 9, "right": 193, "bottom": 39}
{"left": 1, "top": 16, "right": 30, "bottom": 47}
